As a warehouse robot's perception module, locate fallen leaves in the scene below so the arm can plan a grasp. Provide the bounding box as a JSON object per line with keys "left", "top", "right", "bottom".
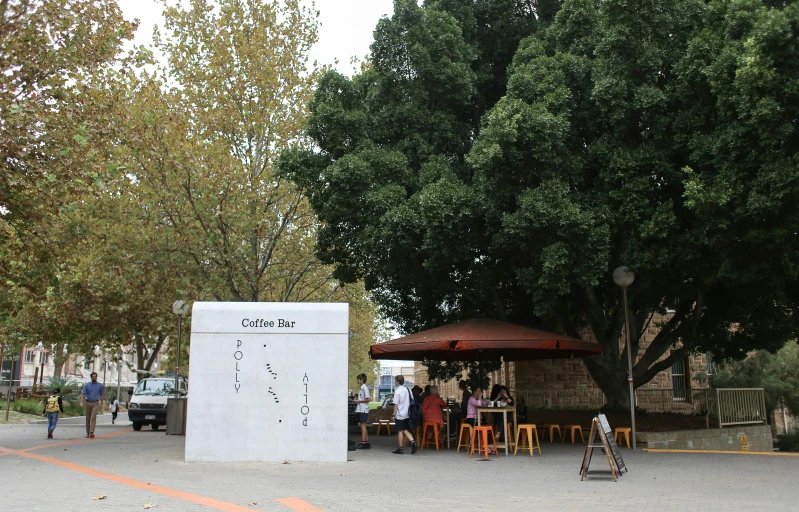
{"left": 143, "top": 504, "right": 158, "bottom": 509}
{"left": 94, "top": 495, "right": 107, "bottom": 500}
{"left": 281, "top": 460, "right": 291, "bottom": 464}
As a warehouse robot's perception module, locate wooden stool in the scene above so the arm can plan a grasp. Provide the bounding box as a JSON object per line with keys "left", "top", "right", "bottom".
{"left": 470, "top": 426, "right": 498, "bottom": 460}
{"left": 422, "top": 422, "right": 442, "bottom": 451}
{"left": 614, "top": 427, "right": 632, "bottom": 448}
{"left": 564, "top": 425, "right": 586, "bottom": 444}
{"left": 375, "top": 420, "right": 392, "bottom": 436}
{"left": 457, "top": 420, "right": 473, "bottom": 453}
{"left": 542, "top": 424, "right": 563, "bottom": 442}
{"left": 514, "top": 424, "right": 542, "bottom": 456}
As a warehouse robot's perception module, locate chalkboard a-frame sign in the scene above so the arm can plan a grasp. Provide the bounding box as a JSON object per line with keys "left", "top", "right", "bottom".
{"left": 579, "top": 414, "right": 628, "bottom": 481}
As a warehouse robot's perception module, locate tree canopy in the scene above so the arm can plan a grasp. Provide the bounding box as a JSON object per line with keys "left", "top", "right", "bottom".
{"left": 713, "top": 341, "right": 799, "bottom": 415}
{"left": 281, "top": 0, "right": 799, "bottom": 408}
{"left": 2, "top": 0, "right": 383, "bottom": 385}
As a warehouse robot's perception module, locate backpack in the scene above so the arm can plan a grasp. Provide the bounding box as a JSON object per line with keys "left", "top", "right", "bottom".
{"left": 407, "top": 388, "right": 423, "bottom": 430}
{"left": 45, "top": 395, "right": 59, "bottom": 413}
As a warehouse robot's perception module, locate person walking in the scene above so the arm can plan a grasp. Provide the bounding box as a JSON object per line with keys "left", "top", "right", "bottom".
{"left": 354, "top": 373, "right": 371, "bottom": 449}
{"left": 41, "top": 388, "right": 64, "bottom": 439}
{"left": 391, "top": 375, "right": 418, "bottom": 455}
{"left": 80, "top": 372, "right": 105, "bottom": 439}
{"left": 110, "top": 397, "right": 119, "bottom": 425}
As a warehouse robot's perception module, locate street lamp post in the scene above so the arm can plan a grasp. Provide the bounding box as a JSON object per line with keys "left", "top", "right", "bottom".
{"left": 613, "top": 266, "right": 637, "bottom": 449}
{"left": 102, "top": 350, "right": 108, "bottom": 388}
{"left": 172, "top": 300, "right": 189, "bottom": 395}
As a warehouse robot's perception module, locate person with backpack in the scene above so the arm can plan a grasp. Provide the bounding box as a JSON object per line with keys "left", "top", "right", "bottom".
{"left": 109, "top": 397, "right": 120, "bottom": 425}
{"left": 391, "top": 375, "right": 418, "bottom": 454}
{"left": 41, "top": 388, "right": 64, "bottom": 439}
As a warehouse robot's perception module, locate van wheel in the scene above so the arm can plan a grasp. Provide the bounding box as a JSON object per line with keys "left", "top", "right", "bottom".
{"left": 151, "top": 424, "right": 159, "bottom": 431}
{"left": 132, "top": 422, "right": 142, "bottom": 431}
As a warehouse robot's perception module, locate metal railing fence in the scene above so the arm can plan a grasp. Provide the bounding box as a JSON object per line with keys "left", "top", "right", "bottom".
{"left": 716, "top": 388, "right": 767, "bottom": 427}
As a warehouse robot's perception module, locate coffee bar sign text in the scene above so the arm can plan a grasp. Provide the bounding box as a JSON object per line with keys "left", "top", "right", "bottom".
{"left": 241, "top": 318, "right": 296, "bottom": 328}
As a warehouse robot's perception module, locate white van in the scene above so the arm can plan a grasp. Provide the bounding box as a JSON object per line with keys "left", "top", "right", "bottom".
{"left": 128, "top": 376, "right": 187, "bottom": 431}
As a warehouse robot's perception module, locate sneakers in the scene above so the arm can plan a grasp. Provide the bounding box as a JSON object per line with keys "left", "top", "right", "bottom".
{"left": 356, "top": 442, "right": 371, "bottom": 449}
{"left": 411, "top": 441, "right": 418, "bottom": 454}
{"left": 392, "top": 448, "right": 404, "bottom": 454}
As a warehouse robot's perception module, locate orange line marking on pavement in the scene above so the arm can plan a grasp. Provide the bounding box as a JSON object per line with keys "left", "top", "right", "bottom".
{"left": 276, "top": 497, "right": 324, "bottom": 511}
{"left": 8, "top": 449, "right": 259, "bottom": 511}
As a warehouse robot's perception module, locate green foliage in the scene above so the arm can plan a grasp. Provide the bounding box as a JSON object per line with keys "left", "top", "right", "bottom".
{"left": 43, "top": 377, "right": 83, "bottom": 405}
{"left": 283, "top": 0, "right": 799, "bottom": 409}
{"left": 424, "top": 359, "right": 502, "bottom": 392}
{"left": 63, "top": 403, "right": 84, "bottom": 417}
{"left": 12, "top": 399, "right": 43, "bottom": 416}
{"left": 711, "top": 341, "right": 799, "bottom": 414}
{"left": 776, "top": 429, "right": 799, "bottom": 453}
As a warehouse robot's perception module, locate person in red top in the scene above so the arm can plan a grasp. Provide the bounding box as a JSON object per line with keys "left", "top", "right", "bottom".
{"left": 421, "top": 385, "right": 446, "bottom": 447}
{"left": 421, "top": 385, "right": 446, "bottom": 426}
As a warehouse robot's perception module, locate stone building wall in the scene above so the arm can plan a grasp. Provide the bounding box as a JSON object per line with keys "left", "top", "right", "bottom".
{"left": 638, "top": 425, "right": 773, "bottom": 452}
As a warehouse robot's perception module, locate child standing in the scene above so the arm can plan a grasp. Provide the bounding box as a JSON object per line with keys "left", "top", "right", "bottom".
{"left": 354, "top": 374, "right": 371, "bottom": 449}
{"left": 110, "top": 397, "right": 120, "bottom": 425}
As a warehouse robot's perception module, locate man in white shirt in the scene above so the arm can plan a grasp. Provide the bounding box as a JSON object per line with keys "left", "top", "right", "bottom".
{"left": 354, "top": 373, "right": 371, "bottom": 449}
{"left": 391, "top": 375, "right": 418, "bottom": 454}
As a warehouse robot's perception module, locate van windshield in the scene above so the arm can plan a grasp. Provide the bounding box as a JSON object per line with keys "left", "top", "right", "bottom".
{"left": 135, "top": 380, "right": 176, "bottom": 396}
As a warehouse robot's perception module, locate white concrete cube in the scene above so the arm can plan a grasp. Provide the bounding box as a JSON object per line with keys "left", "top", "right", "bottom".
{"left": 185, "top": 302, "right": 349, "bottom": 462}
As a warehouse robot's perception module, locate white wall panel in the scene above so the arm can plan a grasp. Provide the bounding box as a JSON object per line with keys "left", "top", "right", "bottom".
{"left": 185, "top": 302, "right": 349, "bottom": 463}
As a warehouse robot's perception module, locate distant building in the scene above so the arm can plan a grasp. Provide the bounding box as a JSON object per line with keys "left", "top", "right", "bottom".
{"left": 375, "top": 363, "right": 415, "bottom": 401}
{"left": 1, "top": 344, "right": 164, "bottom": 391}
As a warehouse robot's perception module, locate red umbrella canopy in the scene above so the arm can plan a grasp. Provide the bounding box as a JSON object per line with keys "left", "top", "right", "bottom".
{"left": 369, "top": 318, "right": 602, "bottom": 362}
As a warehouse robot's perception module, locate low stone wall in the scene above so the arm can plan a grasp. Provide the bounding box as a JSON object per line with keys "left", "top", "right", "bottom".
{"left": 639, "top": 425, "right": 773, "bottom": 452}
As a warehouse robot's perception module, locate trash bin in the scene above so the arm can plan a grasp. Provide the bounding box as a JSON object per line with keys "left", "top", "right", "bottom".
{"left": 166, "top": 397, "right": 187, "bottom": 436}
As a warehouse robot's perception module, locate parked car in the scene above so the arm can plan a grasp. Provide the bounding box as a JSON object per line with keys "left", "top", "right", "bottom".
{"left": 128, "top": 376, "right": 187, "bottom": 431}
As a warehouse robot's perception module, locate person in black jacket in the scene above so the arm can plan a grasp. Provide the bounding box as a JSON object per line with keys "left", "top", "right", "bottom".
{"left": 450, "top": 380, "right": 471, "bottom": 438}
{"left": 42, "top": 388, "right": 64, "bottom": 439}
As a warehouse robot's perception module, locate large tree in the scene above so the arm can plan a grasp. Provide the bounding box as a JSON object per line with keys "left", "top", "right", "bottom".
{"left": 1, "top": 0, "right": 137, "bottom": 375}
{"left": 281, "top": 0, "right": 799, "bottom": 408}
{"left": 118, "top": 0, "right": 334, "bottom": 303}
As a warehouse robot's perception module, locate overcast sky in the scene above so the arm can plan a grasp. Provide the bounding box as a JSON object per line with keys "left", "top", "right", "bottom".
{"left": 117, "top": 0, "right": 395, "bottom": 75}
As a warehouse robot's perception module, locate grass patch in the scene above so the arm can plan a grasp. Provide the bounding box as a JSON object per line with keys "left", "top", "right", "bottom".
{"left": 369, "top": 401, "right": 382, "bottom": 410}
{"left": 0, "top": 409, "right": 42, "bottom": 425}
{"left": 13, "top": 398, "right": 43, "bottom": 415}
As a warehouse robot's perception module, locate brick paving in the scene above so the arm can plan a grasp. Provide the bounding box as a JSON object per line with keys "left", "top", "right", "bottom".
{"left": 1, "top": 419, "right": 796, "bottom": 511}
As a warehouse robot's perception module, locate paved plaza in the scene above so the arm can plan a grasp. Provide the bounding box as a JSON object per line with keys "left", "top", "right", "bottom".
{"left": 1, "top": 414, "right": 797, "bottom": 512}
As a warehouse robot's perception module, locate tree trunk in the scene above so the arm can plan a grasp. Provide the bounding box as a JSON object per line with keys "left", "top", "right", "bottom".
{"left": 583, "top": 351, "right": 631, "bottom": 411}
{"left": 51, "top": 347, "right": 66, "bottom": 381}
